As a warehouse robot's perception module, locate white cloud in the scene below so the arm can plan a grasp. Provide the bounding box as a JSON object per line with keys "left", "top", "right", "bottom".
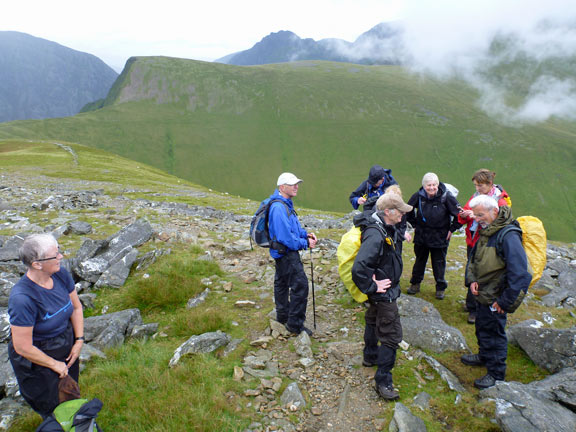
{"left": 398, "top": 0, "right": 576, "bottom": 124}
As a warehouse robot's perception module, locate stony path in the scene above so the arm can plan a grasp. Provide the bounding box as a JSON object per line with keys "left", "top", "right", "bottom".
{"left": 220, "top": 244, "right": 399, "bottom": 432}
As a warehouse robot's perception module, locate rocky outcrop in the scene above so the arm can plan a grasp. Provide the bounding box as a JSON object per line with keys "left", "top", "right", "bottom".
{"left": 84, "top": 308, "right": 144, "bottom": 350}
{"left": 169, "top": 331, "right": 231, "bottom": 368}
{"left": 398, "top": 296, "right": 469, "bottom": 353}
{"left": 508, "top": 320, "right": 576, "bottom": 373}
{"left": 480, "top": 367, "right": 576, "bottom": 432}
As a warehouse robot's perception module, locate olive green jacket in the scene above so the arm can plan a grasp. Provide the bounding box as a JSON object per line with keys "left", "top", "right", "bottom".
{"left": 465, "top": 206, "right": 531, "bottom": 310}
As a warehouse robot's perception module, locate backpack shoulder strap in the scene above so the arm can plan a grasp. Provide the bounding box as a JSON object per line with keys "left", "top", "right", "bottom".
{"left": 495, "top": 222, "right": 522, "bottom": 260}
{"left": 363, "top": 223, "right": 395, "bottom": 253}
{"left": 268, "top": 199, "right": 292, "bottom": 217}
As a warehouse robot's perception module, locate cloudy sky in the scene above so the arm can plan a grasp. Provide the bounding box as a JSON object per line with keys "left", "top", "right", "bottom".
{"left": 3, "top": 0, "right": 576, "bottom": 123}
{"left": 2, "top": 0, "right": 405, "bottom": 71}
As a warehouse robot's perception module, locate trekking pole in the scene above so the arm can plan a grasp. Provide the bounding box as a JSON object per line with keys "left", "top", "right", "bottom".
{"left": 309, "top": 248, "right": 316, "bottom": 330}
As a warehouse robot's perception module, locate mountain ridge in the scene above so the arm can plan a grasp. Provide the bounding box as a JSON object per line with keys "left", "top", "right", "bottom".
{"left": 216, "top": 22, "right": 403, "bottom": 66}
{"left": 0, "top": 31, "right": 118, "bottom": 122}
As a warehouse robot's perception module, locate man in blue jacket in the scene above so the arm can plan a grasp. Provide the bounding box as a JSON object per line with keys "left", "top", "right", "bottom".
{"left": 268, "top": 172, "right": 317, "bottom": 335}
{"left": 461, "top": 194, "right": 531, "bottom": 389}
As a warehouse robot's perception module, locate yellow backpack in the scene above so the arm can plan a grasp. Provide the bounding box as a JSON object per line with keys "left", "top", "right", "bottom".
{"left": 496, "top": 216, "right": 547, "bottom": 289}
{"left": 337, "top": 226, "right": 368, "bottom": 303}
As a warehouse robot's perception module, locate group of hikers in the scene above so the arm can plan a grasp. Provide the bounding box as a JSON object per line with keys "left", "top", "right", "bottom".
{"left": 5, "top": 164, "right": 532, "bottom": 427}
{"left": 263, "top": 165, "right": 531, "bottom": 401}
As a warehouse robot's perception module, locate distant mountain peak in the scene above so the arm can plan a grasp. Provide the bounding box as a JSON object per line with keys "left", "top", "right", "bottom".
{"left": 215, "top": 22, "right": 403, "bottom": 66}
{"left": 0, "top": 31, "right": 118, "bottom": 122}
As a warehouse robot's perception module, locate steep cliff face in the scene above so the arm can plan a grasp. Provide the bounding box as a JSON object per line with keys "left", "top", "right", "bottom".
{"left": 0, "top": 31, "right": 118, "bottom": 122}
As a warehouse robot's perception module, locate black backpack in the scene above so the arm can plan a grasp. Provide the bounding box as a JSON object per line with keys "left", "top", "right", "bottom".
{"left": 250, "top": 198, "right": 291, "bottom": 252}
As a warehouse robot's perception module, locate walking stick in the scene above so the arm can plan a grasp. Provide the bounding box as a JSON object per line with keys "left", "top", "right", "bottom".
{"left": 310, "top": 248, "right": 316, "bottom": 330}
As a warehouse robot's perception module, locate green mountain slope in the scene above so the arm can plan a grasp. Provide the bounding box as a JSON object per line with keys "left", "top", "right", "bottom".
{"left": 0, "top": 57, "right": 574, "bottom": 240}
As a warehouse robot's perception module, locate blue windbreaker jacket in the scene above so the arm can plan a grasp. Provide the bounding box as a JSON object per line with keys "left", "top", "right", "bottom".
{"left": 267, "top": 190, "right": 308, "bottom": 259}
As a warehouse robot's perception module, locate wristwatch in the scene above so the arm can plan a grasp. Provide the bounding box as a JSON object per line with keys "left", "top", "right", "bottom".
{"left": 75, "top": 336, "right": 85, "bottom": 341}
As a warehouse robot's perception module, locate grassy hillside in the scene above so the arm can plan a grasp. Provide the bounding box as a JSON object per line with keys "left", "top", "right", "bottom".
{"left": 0, "top": 57, "right": 574, "bottom": 240}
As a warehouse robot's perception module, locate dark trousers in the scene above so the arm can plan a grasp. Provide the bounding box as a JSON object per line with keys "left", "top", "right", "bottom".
{"left": 8, "top": 323, "right": 80, "bottom": 417}
{"left": 274, "top": 250, "right": 309, "bottom": 331}
{"left": 410, "top": 243, "right": 448, "bottom": 291}
{"left": 364, "top": 300, "right": 402, "bottom": 386}
{"left": 465, "top": 245, "right": 477, "bottom": 312}
{"left": 475, "top": 303, "right": 508, "bottom": 380}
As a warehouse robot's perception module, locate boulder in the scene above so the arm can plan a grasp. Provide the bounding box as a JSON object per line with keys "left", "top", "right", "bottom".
{"left": 84, "top": 308, "right": 143, "bottom": 350}
{"left": 280, "top": 382, "right": 306, "bottom": 410}
{"left": 78, "top": 293, "right": 97, "bottom": 310}
{"left": 104, "top": 219, "right": 153, "bottom": 256}
{"left": 398, "top": 296, "right": 469, "bottom": 353}
{"left": 79, "top": 343, "right": 107, "bottom": 363}
{"left": 0, "top": 398, "right": 27, "bottom": 431}
{"left": 75, "top": 257, "right": 110, "bottom": 284}
{"left": 389, "top": 402, "right": 427, "bottom": 432}
{"left": 0, "top": 308, "right": 10, "bottom": 343}
{"left": 416, "top": 350, "right": 466, "bottom": 393}
{"left": 480, "top": 367, "right": 576, "bottom": 432}
{"left": 95, "top": 248, "right": 139, "bottom": 288}
{"left": 135, "top": 248, "right": 171, "bottom": 271}
{"left": 169, "top": 331, "right": 230, "bottom": 367}
{"left": 74, "top": 239, "right": 108, "bottom": 263}
{"left": 187, "top": 288, "right": 210, "bottom": 309}
{"left": 0, "top": 236, "right": 23, "bottom": 262}
{"left": 67, "top": 221, "right": 93, "bottom": 235}
{"left": 508, "top": 321, "right": 576, "bottom": 372}
{"left": 0, "top": 276, "right": 18, "bottom": 307}
{"left": 0, "top": 343, "right": 19, "bottom": 398}
{"left": 130, "top": 323, "right": 159, "bottom": 340}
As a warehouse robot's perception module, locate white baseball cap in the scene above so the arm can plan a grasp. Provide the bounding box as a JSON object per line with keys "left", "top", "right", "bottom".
{"left": 277, "top": 172, "right": 303, "bottom": 186}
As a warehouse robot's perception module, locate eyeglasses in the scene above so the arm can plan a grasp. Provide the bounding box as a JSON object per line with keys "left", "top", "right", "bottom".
{"left": 34, "top": 252, "right": 63, "bottom": 262}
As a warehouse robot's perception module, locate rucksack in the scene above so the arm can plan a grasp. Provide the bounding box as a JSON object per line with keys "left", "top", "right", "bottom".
{"left": 495, "top": 216, "right": 547, "bottom": 312}
{"left": 36, "top": 398, "right": 103, "bottom": 432}
{"left": 337, "top": 224, "right": 389, "bottom": 303}
{"left": 250, "top": 198, "right": 291, "bottom": 251}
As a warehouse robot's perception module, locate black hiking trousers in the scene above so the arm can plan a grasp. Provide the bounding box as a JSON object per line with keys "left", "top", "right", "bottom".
{"left": 8, "top": 322, "right": 79, "bottom": 418}
{"left": 410, "top": 243, "right": 448, "bottom": 291}
{"left": 476, "top": 303, "right": 508, "bottom": 380}
{"left": 364, "top": 300, "right": 402, "bottom": 387}
{"left": 274, "top": 250, "right": 309, "bottom": 331}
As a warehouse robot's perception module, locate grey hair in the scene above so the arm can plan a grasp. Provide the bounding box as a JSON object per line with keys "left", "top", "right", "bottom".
{"left": 422, "top": 172, "right": 439, "bottom": 186}
{"left": 19, "top": 234, "right": 58, "bottom": 267}
{"left": 469, "top": 194, "right": 499, "bottom": 211}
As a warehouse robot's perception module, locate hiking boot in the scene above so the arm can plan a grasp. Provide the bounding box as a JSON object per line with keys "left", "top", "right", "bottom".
{"left": 474, "top": 374, "right": 497, "bottom": 389}
{"left": 407, "top": 284, "right": 420, "bottom": 295}
{"left": 362, "top": 359, "right": 376, "bottom": 367}
{"left": 375, "top": 384, "right": 399, "bottom": 400}
{"left": 461, "top": 353, "right": 485, "bottom": 366}
{"left": 285, "top": 324, "right": 313, "bottom": 336}
{"left": 435, "top": 290, "right": 445, "bottom": 300}
{"left": 467, "top": 312, "right": 476, "bottom": 324}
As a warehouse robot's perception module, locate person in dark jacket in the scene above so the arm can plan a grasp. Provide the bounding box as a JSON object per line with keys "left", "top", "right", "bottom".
{"left": 268, "top": 172, "right": 317, "bottom": 335}
{"left": 349, "top": 165, "right": 397, "bottom": 212}
{"left": 461, "top": 195, "right": 531, "bottom": 389}
{"left": 406, "top": 173, "right": 462, "bottom": 299}
{"left": 352, "top": 193, "right": 413, "bottom": 400}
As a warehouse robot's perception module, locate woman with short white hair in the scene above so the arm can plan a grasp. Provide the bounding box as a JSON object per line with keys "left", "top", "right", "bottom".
{"left": 406, "top": 173, "right": 463, "bottom": 299}
{"left": 8, "top": 234, "right": 84, "bottom": 418}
